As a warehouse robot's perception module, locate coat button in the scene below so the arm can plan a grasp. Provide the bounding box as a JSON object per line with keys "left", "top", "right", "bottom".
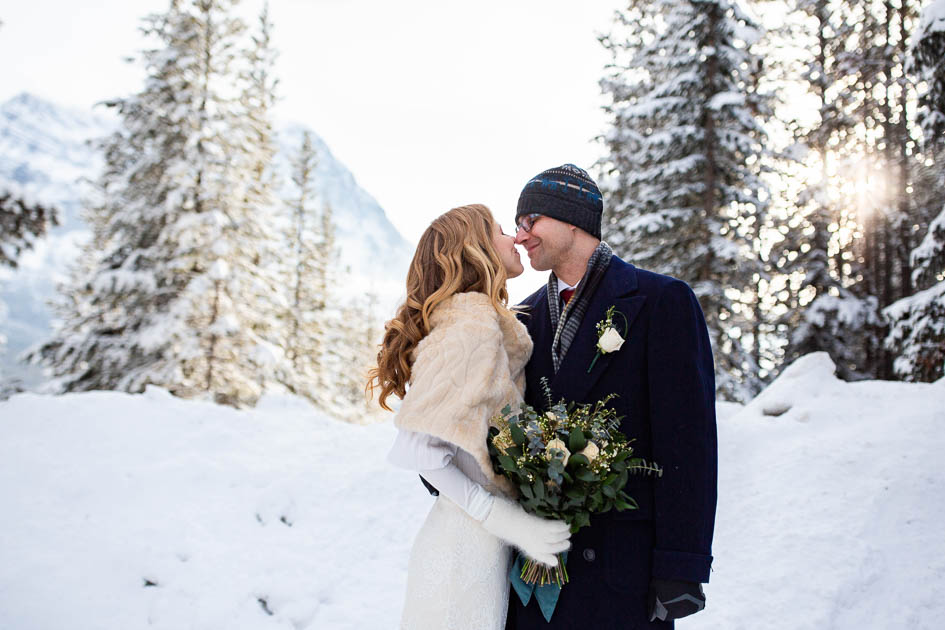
{"left": 583, "top": 548, "right": 596, "bottom": 562}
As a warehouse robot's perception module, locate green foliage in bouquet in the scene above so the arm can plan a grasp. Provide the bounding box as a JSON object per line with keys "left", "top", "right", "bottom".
{"left": 487, "top": 380, "right": 662, "bottom": 536}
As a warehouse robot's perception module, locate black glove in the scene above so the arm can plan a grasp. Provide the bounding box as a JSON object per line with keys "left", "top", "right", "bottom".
{"left": 648, "top": 579, "right": 705, "bottom": 622}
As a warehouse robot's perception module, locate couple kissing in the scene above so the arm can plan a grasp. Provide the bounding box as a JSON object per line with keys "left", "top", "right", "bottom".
{"left": 369, "top": 164, "right": 717, "bottom": 629}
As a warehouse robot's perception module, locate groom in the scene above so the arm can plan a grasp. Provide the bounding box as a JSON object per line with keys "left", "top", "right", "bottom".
{"left": 507, "top": 164, "right": 718, "bottom": 629}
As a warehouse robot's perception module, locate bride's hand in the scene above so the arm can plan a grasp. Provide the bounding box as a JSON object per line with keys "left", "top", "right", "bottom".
{"left": 481, "top": 496, "right": 571, "bottom": 566}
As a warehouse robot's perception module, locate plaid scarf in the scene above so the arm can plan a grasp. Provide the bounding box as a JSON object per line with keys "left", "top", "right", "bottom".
{"left": 547, "top": 241, "right": 613, "bottom": 372}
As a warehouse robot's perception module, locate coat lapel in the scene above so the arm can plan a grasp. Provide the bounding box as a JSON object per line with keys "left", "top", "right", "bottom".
{"left": 522, "top": 289, "right": 555, "bottom": 392}
{"left": 551, "top": 259, "right": 647, "bottom": 403}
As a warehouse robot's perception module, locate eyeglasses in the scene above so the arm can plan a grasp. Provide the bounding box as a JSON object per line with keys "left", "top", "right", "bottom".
{"left": 515, "top": 213, "right": 543, "bottom": 234}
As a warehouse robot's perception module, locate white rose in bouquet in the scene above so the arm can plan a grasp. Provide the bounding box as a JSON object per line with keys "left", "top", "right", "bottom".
{"left": 578, "top": 441, "right": 600, "bottom": 463}
{"left": 545, "top": 438, "right": 571, "bottom": 466}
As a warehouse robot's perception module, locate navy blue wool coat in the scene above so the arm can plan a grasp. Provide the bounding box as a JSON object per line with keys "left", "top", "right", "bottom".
{"left": 508, "top": 256, "right": 718, "bottom": 630}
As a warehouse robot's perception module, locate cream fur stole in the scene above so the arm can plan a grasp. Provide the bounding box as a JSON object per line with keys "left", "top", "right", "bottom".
{"left": 393, "top": 292, "right": 533, "bottom": 498}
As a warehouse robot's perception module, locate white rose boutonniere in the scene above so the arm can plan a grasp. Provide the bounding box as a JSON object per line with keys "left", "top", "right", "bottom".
{"left": 588, "top": 305, "right": 629, "bottom": 373}
{"left": 598, "top": 327, "right": 625, "bottom": 353}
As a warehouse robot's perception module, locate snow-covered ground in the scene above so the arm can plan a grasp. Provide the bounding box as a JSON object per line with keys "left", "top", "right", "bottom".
{"left": 1, "top": 352, "right": 943, "bottom": 629}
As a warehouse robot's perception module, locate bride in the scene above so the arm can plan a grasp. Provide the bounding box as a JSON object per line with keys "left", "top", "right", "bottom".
{"left": 368, "top": 204, "right": 571, "bottom": 629}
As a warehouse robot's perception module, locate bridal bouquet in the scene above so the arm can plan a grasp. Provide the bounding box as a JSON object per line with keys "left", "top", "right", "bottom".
{"left": 487, "top": 381, "right": 661, "bottom": 587}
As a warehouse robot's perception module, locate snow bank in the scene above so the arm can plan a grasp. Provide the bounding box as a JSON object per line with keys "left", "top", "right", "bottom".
{"left": 1, "top": 353, "right": 943, "bottom": 629}
{"left": 688, "top": 352, "right": 945, "bottom": 630}
{"left": 0, "top": 388, "right": 427, "bottom": 630}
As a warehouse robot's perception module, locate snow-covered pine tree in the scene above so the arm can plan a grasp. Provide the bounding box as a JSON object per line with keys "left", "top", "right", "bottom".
{"left": 0, "top": 188, "right": 58, "bottom": 268}
{"left": 736, "top": 6, "right": 795, "bottom": 384}
{"left": 907, "top": 0, "right": 945, "bottom": 292}
{"left": 229, "top": 1, "right": 292, "bottom": 395}
{"left": 769, "top": 0, "right": 880, "bottom": 380}
{"left": 310, "top": 201, "right": 371, "bottom": 421}
{"left": 828, "top": 0, "right": 934, "bottom": 379}
{"left": 279, "top": 130, "right": 333, "bottom": 406}
{"left": 598, "top": 0, "right": 771, "bottom": 401}
{"left": 883, "top": 279, "right": 945, "bottom": 381}
{"left": 29, "top": 0, "right": 283, "bottom": 406}
{"left": 0, "top": 185, "right": 57, "bottom": 396}
{"left": 883, "top": 0, "right": 945, "bottom": 382}
{"left": 277, "top": 139, "right": 378, "bottom": 421}
{"left": 328, "top": 289, "right": 383, "bottom": 423}
{"left": 911, "top": 0, "right": 945, "bottom": 146}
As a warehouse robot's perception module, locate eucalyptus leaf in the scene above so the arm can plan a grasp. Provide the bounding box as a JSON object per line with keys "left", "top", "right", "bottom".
{"left": 617, "top": 493, "right": 639, "bottom": 510}
{"left": 497, "top": 455, "right": 517, "bottom": 472}
{"left": 615, "top": 498, "right": 638, "bottom": 511}
{"left": 510, "top": 422, "right": 526, "bottom": 446}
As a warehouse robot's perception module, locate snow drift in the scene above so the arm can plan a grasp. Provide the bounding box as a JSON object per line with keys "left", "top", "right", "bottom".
{"left": 0, "top": 352, "right": 942, "bottom": 629}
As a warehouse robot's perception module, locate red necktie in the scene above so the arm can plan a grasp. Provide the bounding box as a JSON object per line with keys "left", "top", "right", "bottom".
{"left": 560, "top": 288, "right": 575, "bottom": 305}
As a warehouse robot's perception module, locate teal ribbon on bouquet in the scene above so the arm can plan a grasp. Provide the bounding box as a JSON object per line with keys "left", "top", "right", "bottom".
{"left": 509, "top": 551, "right": 568, "bottom": 623}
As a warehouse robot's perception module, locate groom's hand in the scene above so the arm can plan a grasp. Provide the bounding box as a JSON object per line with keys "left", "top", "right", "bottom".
{"left": 648, "top": 579, "right": 705, "bottom": 622}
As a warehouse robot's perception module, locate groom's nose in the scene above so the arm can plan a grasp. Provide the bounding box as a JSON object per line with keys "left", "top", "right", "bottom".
{"left": 514, "top": 229, "right": 529, "bottom": 245}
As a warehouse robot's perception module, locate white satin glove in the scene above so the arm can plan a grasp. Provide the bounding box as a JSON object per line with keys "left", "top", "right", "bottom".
{"left": 481, "top": 496, "right": 571, "bottom": 566}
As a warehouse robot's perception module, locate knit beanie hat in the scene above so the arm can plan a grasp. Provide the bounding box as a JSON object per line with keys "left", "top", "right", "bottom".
{"left": 516, "top": 164, "right": 603, "bottom": 240}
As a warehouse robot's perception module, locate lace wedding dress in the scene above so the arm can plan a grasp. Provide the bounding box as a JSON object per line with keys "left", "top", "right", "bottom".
{"left": 399, "top": 449, "right": 512, "bottom": 630}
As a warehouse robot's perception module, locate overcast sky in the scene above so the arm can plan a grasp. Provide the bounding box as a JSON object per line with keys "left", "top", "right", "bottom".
{"left": 1, "top": 0, "right": 625, "bottom": 296}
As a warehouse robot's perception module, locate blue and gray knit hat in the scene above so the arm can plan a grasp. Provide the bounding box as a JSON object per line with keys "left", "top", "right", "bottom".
{"left": 516, "top": 164, "right": 603, "bottom": 240}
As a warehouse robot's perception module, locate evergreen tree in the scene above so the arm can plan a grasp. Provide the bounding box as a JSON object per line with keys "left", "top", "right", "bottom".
{"left": 884, "top": 281, "right": 945, "bottom": 381}
{"left": 277, "top": 139, "right": 379, "bottom": 421}
{"left": 1, "top": 186, "right": 57, "bottom": 396}
{"left": 30, "top": 0, "right": 283, "bottom": 406}
{"left": 911, "top": 0, "right": 945, "bottom": 145}
{"left": 279, "top": 131, "right": 333, "bottom": 406}
{"left": 771, "top": 0, "right": 879, "bottom": 380}
{"left": 770, "top": 0, "right": 939, "bottom": 382}
{"left": 883, "top": 1, "right": 945, "bottom": 382}
{"left": 831, "top": 0, "right": 932, "bottom": 379}
{"left": 328, "top": 290, "right": 383, "bottom": 423}
{"left": 598, "top": 0, "right": 771, "bottom": 401}
{"left": 228, "top": 1, "right": 291, "bottom": 396}
{"left": 310, "top": 201, "right": 370, "bottom": 421}
{"left": 908, "top": 1, "right": 945, "bottom": 290}
{"left": 0, "top": 189, "right": 58, "bottom": 268}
